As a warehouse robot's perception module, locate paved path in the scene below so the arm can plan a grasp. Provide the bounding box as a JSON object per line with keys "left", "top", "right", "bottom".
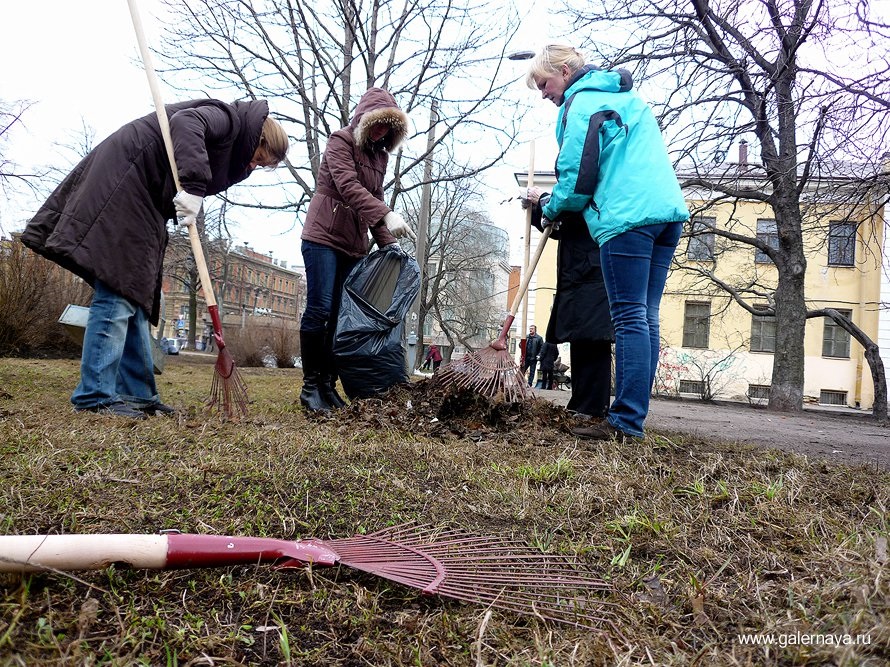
{"left": 534, "top": 388, "right": 889, "bottom": 468}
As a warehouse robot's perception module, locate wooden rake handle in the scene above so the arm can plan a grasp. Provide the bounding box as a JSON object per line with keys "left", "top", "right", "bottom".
{"left": 127, "top": 0, "right": 217, "bottom": 309}
{"left": 508, "top": 224, "right": 552, "bottom": 319}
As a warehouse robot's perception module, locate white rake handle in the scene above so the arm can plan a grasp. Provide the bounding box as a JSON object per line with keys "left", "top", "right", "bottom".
{"left": 0, "top": 534, "right": 168, "bottom": 572}
{"left": 126, "top": 0, "right": 217, "bottom": 308}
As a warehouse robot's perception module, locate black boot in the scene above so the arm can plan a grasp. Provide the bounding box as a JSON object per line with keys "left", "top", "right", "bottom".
{"left": 299, "top": 331, "right": 332, "bottom": 412}
{"left": 320, "top": 374, "right": 347, "bottom": 409}
{"left": 320, "top": 333, "right": 347, "bottom": 409}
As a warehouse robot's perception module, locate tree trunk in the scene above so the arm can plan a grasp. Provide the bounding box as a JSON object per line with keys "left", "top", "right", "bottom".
{"left": 864, "top": 345, "right": 888, "bottom": 422}
{"left": 812, "top": 308, "right": 888, "bottom": 422}
{"left": 767, "top": 190, "right": 808, "bottom": 412}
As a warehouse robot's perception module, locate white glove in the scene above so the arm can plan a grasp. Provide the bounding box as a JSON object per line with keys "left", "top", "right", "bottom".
{"left": 173, "top": 191, "right": 204, "bottom": 227}
{"left": 384, "top": 211, "right": 416, "bottom": 241}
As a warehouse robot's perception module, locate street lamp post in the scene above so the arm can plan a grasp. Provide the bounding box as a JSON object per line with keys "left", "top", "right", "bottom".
{"left": 408, "top": 99, "right": 438, "bottom": 370}
{"left": 506, "top": 49, "right": 537, "bottom": 354}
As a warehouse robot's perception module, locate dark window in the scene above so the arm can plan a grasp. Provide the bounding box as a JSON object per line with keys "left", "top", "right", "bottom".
{"left": 828, "top": 221, "right": 856, "bottom": 266}
{"left": 819, "top": 389, "right": 848, "bottom": 406}
{"left": 682, "top": 302, "right": 711, "bottom": 348}
{"left": 679, "top": 379, "right": 704, "bottom": 395}
{"left": 750, "top": 306, "right": 776, "bottom": 353}
{"left": 748, "top": 384, "right": 771, "bottom": 400}
{"left": 755, "top": 219, "right": 779, "bottom": 264}
{"left": 822, "top": 309, "right": 852, "bottom": 358}
{"left": 687, "top": 217, "right": 716, "bottom": 261}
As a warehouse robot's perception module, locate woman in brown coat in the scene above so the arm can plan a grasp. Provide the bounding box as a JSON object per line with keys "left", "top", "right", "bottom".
{"left": 299, "top": 88, "right": 413, "bottom": 412}
{"left": 21, "top": 99, "right": 288, "bottom": 418}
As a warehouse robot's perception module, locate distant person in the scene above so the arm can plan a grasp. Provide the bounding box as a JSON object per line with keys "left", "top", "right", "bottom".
{"left": 423, "top": 344, "right": 443, "bottom": 371}
{"left": 299, "top": 88, "right": 415, "bottom": 413}
{"left": 523, "top": 45, "right": 688, "bottom": 440}
{"left": 522, "top": 324, "right": 544, "bottom": 387}
{"left": 538, "top": 341, "right": 559, "bottom": 390}
{"left": 21, "top": 99, "right": 288, "bottom": 419}
{"left": 203, "top": 320, "right": 215, "bottom": 353}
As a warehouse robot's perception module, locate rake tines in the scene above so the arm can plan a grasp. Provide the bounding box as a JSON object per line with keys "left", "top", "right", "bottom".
{"left": 207, "top": 348, "right": 249, "bottom": 419}
{"left": 327, "top": 522, "right": 617, "bottom": 631}
{"left": 433, "top": 226, "right": 551, "bottom": 404}
{"left": 434, "top": 343, "right": 529, "bottom": 402}
{"left": 204, "top": 305, "right": 248, "bottom": 419}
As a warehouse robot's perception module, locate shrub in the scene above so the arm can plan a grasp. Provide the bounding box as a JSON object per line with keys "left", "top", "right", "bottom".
{"left": 0, "top": 237, "right": 93, "bottom": 356}
{"left": 224, "top": 319, "right": 300, "bottom": 368}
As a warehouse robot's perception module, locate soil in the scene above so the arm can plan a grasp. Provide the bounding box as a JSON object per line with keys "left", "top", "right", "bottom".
{"left": 537, "top": 387, "right": 890, "bottom": 468}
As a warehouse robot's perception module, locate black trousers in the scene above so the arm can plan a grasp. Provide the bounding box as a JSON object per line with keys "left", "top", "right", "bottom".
{"left": 565, "top": 340, "right": 612, "bottom": 418}
{"left": 540, "top": 368, "right": 555, "bottom": 390}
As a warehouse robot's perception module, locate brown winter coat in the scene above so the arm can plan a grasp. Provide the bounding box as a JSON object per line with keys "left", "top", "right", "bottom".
{"left": 20, "top": 99, "right": 270, "bottom": 325}
{"left": 301, "top": 88, "right": 409, "bottom": 257}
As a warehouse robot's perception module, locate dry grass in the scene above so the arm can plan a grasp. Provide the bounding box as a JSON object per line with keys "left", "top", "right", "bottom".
{"left": 0, "top": 356, "right": 887, "bottom": 666}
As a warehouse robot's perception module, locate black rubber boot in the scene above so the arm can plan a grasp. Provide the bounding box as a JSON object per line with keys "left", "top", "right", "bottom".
{"left": 320, "top": 333, "right": 347, "bottom": 409}
{"left": 321, "top": 375, "right": 347, "bottom": 409}
{"left": 299, "top": 331, "right": 332, "bottom": 413}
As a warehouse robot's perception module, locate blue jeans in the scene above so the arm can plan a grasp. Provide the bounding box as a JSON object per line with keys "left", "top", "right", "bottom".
{"left": 600, "top": 222, "right": 683, "bottom": 437}
{"left": 71, "top": 280, "right": 159, "bottom": 409}
{"left": 301, "top": 240, "right": 360, "bottom": 334}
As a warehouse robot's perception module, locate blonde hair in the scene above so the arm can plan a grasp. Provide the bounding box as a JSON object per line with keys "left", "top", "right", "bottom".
{"left": 525, "top": 45, "right": 587, "bottom": 89}
{"left": 258, "top": 116, "right": 289, "bottom": 165}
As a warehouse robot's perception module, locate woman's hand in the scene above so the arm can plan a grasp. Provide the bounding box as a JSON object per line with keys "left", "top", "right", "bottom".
{"left": 384, "top": 211, "right": 416, "bottom": 241}
{"left": 520, "top": 186, "right": 545, "bottom": 209}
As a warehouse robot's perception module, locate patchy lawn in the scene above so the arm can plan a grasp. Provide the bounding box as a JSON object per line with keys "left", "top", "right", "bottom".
{"left": 0, "top": 356, "right": 887, "bottom": 665}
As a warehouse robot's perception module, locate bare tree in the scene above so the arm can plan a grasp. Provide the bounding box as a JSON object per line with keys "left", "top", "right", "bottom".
{"left": 399, "top": 168, "right": 509, "bottom": 366}
{"left": 155, "top": 0, "right": 528, "bottom": 217}
{"left": 0, "top": 100, "right": 46, "bottom": 224}
{"left": 566, "top": 0, "right": 890, "bottom": 414}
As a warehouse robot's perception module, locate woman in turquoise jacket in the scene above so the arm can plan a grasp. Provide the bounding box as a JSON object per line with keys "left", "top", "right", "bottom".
{"left": 524, "top": 44, "right": 689, "bottom": 440}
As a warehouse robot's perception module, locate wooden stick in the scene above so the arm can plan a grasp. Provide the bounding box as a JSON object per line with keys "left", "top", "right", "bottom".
{"left": 126, "top": 0, "right": 217, "bottom": 308}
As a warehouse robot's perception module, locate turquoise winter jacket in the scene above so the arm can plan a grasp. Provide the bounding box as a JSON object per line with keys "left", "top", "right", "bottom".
{"left": 541, "top": 67, "right": 689, "bottom": 245}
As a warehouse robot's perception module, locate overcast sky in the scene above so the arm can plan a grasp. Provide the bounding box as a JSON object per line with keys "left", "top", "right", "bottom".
{"left": 1, "top": 1, "right": 559, "bottom": 268}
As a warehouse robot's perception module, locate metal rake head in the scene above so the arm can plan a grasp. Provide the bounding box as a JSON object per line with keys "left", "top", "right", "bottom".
{"left": 434, "top": 346, "right": 529, "bottom": 403}
{"left": 325, "top": 522, "right": 617, "bottom": 631}
{"left": 207, "top": 347, "right": 249, "bottom": 419}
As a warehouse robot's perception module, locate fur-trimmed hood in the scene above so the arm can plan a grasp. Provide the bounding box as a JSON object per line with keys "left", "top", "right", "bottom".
{"left": 350, "top": 87, "right": 409, "bottom": 152}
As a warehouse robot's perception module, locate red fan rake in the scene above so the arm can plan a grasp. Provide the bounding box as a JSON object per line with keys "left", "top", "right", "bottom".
{"left": 0, "top": 521, "right": 616, "bottom": 632}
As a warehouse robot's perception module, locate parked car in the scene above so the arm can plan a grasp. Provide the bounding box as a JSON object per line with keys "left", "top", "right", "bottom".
{"left": 161, "top": 337, "right": 181, "bottom": 355}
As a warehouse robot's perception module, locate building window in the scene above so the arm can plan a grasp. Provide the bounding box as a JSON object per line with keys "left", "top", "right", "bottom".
{"left": 679, "top": 379, "right": 704, "bottom": 395}
{"left": 828, "top": 221, "right": 856, "bottom": 266}
{"left": 819, "top": 389, "right": 848, "bottom": 406}
{"left": 750, "top": 306, "right": 776, "bottom": 353}
{"left": 748, "top": 384, "right": 771, "bottom": 400}
{"left": 687, "top": 216, "right": 716, "bottom": 261}
{"left": 755, "top": 219, "right": 779, "bottom": 264}
{"left": 822, "top": 309, "right": 852, "bottom": 358}
{"left": 682, "top": 301, "right": 711, "bottom": 348}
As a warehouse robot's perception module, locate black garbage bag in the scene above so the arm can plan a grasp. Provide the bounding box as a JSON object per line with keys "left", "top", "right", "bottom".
{"left": 333, "top": 245, "right": 420, "bottom": 399}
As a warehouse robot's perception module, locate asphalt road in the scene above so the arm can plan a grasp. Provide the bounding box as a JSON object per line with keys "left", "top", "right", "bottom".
{"left": 535, "top": 388, "right": 889, "bottom": 468}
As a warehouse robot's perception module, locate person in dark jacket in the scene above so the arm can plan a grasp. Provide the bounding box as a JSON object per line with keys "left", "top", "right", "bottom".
{"left": 524, "top": 208, "right": 614, "bottom": 416}
{"left": 524, "top": 45, "right": 688, "bottom": 440}
{"left": 538, "top": 341, "right": 559, "bottom": 390}
{"left": 522, "top": 325, "right": 544, "bottom": 387}
{"left": 21, "top": 99, "right": 288, "bottom": 419}
{"left": 299, "top": 88, "right": 414, "bottom": 412}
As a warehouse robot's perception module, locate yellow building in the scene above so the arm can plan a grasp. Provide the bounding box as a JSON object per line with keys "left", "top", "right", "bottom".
{"left": 517, "top": 162, "right": 885, "bottom": 409}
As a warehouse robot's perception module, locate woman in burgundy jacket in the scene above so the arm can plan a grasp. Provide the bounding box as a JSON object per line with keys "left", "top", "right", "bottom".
{"left": 22, "top": 99, "right": 288, "bottom": 419}
{"left": 299, "top": 88, "right": 414, "bottom": 412}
